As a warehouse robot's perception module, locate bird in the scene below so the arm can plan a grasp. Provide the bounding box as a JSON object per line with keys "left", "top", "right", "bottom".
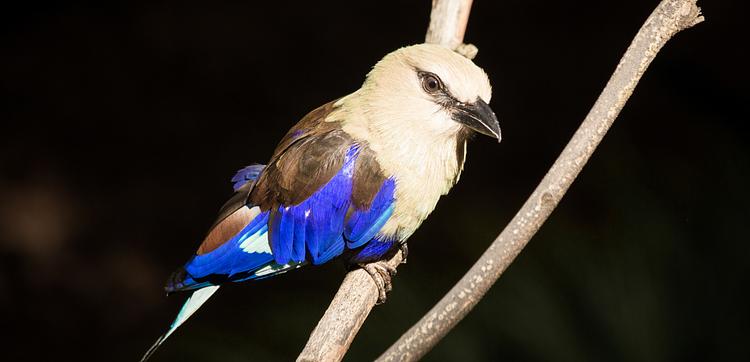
{"left": 140, "top": 43, "right": 500, "bottom": 361}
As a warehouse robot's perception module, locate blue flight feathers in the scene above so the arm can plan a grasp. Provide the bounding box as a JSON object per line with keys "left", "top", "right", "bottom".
{"left": 180, "top": 144, "right": 397, "bottom": 288}
{"left": 268, "top": 145, "right": 397, "bottom": 265}
{"left": 186, "top": 212, "right": 273, "bottom": 279}
{"left": 345, "top": 179, "right": 396, "bottom": 248}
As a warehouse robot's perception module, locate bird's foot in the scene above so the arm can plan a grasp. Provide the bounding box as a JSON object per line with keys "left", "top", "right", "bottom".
{"left": 359, "top": 261, "right": 397, "bottom": 304}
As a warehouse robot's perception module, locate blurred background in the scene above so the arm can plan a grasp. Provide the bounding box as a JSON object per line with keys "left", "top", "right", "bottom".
{"left": 1, "top": 0, "right": 747, "bottom": 361}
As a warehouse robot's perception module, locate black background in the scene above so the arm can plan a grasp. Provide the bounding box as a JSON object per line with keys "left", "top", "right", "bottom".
{"left": 1, "top": 0, "right": 748, "bottom": 361}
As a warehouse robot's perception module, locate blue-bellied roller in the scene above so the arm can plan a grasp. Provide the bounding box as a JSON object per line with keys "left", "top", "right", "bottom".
{"left": 141, "top": 43, "right": 501, "bottom": 361}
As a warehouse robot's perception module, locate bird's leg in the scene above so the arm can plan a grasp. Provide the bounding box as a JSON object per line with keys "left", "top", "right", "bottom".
{"left": 359, "top": 261, "right": 397, "bottom": 304}
{"left": 398, "top": 242, "right": 409, "bottom": 264}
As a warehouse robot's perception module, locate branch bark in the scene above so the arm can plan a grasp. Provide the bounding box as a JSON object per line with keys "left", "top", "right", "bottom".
{"left": 297, "top": 1, "right": 475, "bottom": 361}
{"left": 377, "top": 1, "right": 703, "bottom": 361}
{"left": 425, "top": 0, "right": 474, "bottom": 50}
{"left": 297, "top": 250, "right": 403, "bottom": 362}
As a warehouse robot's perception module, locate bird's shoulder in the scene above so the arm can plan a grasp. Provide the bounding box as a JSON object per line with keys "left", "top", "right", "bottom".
{"left": 250, "top": 100, "right": 388, "bottom": 211}
{"left": 201, "top": 101, "right": 343, "bottom": 247}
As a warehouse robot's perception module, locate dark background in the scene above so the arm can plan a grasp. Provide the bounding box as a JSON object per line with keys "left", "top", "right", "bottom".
{"left": 1, "top": 0, "right": 747, "bottom": 361}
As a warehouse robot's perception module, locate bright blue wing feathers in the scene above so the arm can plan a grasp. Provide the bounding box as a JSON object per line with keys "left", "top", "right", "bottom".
{"left": 181, "top": 144, "right": 397, "bottom": 288}
{"left": 268, "top": 145, "right": 361, "bottom": 265}
{"left": 186, "top": 211, "right": 272, "bottom": 279}
{"left": 344, "top": 178, "right": 396, "bottom": 248}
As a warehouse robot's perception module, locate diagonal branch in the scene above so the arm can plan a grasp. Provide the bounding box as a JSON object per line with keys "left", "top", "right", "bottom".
{"left": 377, "top": 1, "right": 703, "bottom": 361}
{"left": 296, "top": 1, "right": 475, "bottom": 361}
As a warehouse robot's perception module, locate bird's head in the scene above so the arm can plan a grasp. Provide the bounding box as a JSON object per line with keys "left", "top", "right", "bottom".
{"left": 355, "top": 43, "right": 500, "bottom": 142}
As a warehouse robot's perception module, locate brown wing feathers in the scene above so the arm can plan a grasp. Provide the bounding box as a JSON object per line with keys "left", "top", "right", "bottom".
{"left": 350, "top": 145, "right": 387, "bottom": 210}
{"left": 257, "top": 130, "right": 351, "bottom": 207}
{"left": 249, "top": 101, "right": 349, "bottom": 210}
{"left": 197, "top": 206, "right": 259, "bottom": 255}
{"left": 195, "top": 101, "right": 342, "bottom": 255}
{"left": 195, "top": 100, "right": 389, "bottom": 257}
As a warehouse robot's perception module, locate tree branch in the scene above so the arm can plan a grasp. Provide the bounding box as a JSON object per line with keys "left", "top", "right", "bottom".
{"left": 376, "top": 1, "right": 703, "bottom": 361}
{"left": 296, "top": 1, "right": 475, "bottom": 361}
{"left": 425, "top": 0, "right": 474, "bottom": 51}
{"left": 297, "top": 250, "right": 403, "bottom": 362}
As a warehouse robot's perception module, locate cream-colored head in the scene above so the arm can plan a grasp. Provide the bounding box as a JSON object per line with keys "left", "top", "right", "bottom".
{"left": 333, "top": 44, "right": 501, "bottom": 240}
{"left": 349, "top": 43, "right": 499, "bottom": 141}
{"left": 371, "top": 43, "right": 492, "bottom": 104}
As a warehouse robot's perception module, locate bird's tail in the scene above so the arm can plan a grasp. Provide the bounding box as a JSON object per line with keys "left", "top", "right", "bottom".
{"left": 140, "top": 285, "right": 220, "bottom": 362}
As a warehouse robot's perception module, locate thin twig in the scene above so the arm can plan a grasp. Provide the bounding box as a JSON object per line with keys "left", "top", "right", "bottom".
{"left": 425, "top": 0, "right": 474, "bottom": 50}
{"left": 377, "top": 1, "right": 703, "bottom": 361}
{"left": 296, "top": 1, "right": 475, "bottom": 361}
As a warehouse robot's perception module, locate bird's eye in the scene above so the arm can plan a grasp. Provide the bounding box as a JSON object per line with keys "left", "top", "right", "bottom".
{"left": 420, "top": 73, "right": 442, "bottom": 94}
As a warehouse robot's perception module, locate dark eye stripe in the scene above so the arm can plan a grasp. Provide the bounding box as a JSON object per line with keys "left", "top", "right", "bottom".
{"left": 416, "top": 69, "right": 461, "bottom": 108}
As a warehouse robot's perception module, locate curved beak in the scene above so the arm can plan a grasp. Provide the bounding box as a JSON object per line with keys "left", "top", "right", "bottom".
{"left": 453, "top": 98, "right": 501, "bottom": 142}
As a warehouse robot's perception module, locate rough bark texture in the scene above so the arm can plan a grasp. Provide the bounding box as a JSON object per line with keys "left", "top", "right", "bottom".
{"left": 376, "top": 1, "right": 703, "bottom": 361}
{"left": 425, "top": 0, "right": 474, "bottom": 50}
{"left": 296, "top": 251, "right": 403, "bottom": 362}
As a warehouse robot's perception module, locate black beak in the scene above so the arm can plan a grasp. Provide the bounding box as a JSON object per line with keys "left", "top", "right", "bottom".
{"left": 453, "top": 98, "right": 501, "bottom": 141}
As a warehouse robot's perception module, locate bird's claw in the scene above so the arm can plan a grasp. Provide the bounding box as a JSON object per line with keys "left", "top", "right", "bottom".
{"left": 360, "top": 261, "right": 397, "bottom": 304}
